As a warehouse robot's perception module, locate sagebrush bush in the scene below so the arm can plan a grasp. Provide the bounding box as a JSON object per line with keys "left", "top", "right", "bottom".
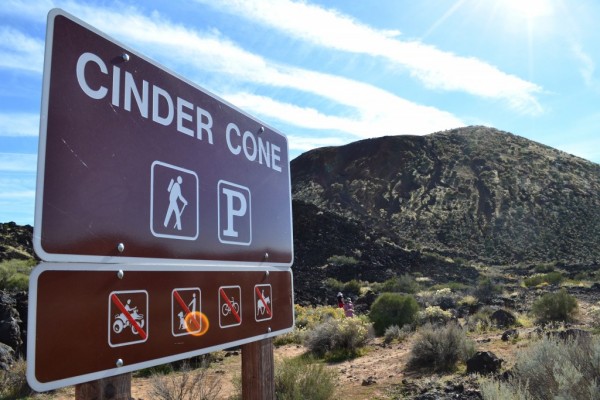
{"left": 417, "top": 306, "right": 453, "bottom": 326}
{"left": 275, "top": 305, "right": 345, "bottom": 346}
{"left": 383, "top": 324, "right": 412, "bottom": 345}
{"left": 407, "top": 323, "right": 476, "bottom": 372}
{"left": 149, "top": 360, "right": 221, "bottom": 400}
{"left": 369, "top": 293, "right": 419, "bottom": 336}
{"left": 304, "top": 316, "right": 372, "bottom": 360}
{"left": 275, "top": 356, "right": 336, "bottom": 400}
{"left": 416, "top": 287, "right": 458, "bottom": 310}
{"left": 481, "top": 336, "right": 600, "bottom": 400}
{"left": 465, "top": 307, "right": 494, "bottom": 332}
{"left": 531, "top": 289, "right": 578, "bottom": 322}
{"left": 0, "top": 359, "right": 33, "bottom": 399}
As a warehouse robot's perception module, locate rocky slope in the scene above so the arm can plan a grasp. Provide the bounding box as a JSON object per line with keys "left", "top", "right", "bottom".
{"left": 0, "top": 222, "right": 35, "bottom": 262}
{"left": 292, "top": 126, "right": 600, "bottom": 268}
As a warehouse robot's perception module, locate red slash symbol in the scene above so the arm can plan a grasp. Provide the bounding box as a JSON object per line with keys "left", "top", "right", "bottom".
{"left": 173, "top": 290, "right": 200, "bottom": 331}
{"left": 220, "top": 288, "right": 241, "bottom": 323}
{"left": 111, "top": 294, "right": 147, "bottom": 340}
{"left": 255, "top": 287, "right": 272, "bottom": 318}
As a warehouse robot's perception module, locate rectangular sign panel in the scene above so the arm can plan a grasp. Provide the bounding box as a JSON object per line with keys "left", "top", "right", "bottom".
{"left": 34, "top": 9, "right": 293, "bottom": 267}
{"left": 27, "top": 263, "right": 294, "bottom": 391}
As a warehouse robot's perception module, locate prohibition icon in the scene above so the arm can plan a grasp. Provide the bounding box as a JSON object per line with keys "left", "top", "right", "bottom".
{"left": 219, "top": 286, "right": 242, "bottom": 328}
{"left": 172, "top": 288, "right": 201, "bottom": 336}
{"left": 108, "top": 290, "right": 148, "bottom": 347}
{"left": 254, "top": 284, "right": 272, "bottom": 322}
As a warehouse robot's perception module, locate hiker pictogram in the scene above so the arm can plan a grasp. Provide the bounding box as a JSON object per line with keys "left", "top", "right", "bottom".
{"left": 219, "top": 286, "right": 242, "bottom": 328}
{"left": 150, "top": 161, "right": 199, "bottom": 240}
{"left": 254, "top": 284, "right": 272, "bottom": 321}
{"left": 108, "top": 290, "right": 148, "bottom": 347}
{"left": 164, "top": 176, "right": 188, "bottom": 230}
{"left": 172, "top": 288, "right": 202, "bottom": 337}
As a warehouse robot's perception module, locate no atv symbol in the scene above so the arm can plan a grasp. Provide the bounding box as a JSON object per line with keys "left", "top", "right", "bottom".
{"left": 108, "top": 290, "right": 148, "bottom": 347}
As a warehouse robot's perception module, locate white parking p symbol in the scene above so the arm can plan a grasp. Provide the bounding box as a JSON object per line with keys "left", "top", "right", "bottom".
{"left": 218, "top": 181, "right": 251, "bottom": 245}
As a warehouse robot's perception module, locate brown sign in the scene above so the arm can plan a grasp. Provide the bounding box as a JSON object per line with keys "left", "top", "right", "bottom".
{"left": 27, "top": 263, "right": 294, "bottom": 391}
{"left": 34, "top": 9, "right": 293, "bottom": 266}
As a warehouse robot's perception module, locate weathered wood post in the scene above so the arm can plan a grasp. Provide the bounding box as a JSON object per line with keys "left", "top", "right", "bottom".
{"left": 75, "top": 373, "right": 132, "bottom": 400}
{"left": 242, "top": 338, "right": 275, "bottom": 400}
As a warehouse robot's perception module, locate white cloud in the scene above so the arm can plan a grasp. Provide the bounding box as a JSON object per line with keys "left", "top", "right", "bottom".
{"left": 0, "top": 27, "right": 45, "bottom": 73}
{"left": 0, "top": 153, "right": 38, "bottom": 172}
{"left": 44, "top": 3, "right": 462, "bottom": 137}
{"left": 196, "top": 0, "right": 544, "bottom": 115}
{"left": 0, "top": 113, "right": 39, "bottom": 136}
{"left": 0, "top": 0, "right": 56, "bottom": 21}
{"left": 571, "top": 43, "right": 598, "bottom": 89}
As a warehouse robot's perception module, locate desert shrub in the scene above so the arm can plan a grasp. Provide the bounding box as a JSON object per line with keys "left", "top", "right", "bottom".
{"left": 534, "top": 263, "right": 556, "bottom": 273}
{"left": 383, "top": 324, "right": 413, "bottom": 345}
{"left": 275, "top": 356, "right": 336, "bottom": 400}
{"left": 458, "top": 295, "right": 478, "bottom": 307}
{"left": 326, "top": 255, "right": 358, "bottom": 266}
{"left": 416, "top": 287, "right": 458, "bottom": 309}
{"left": 481, "top": 336, "right": 600, "bottom": 400}
{"left": 149, "top": 360, "right": 220, "bottom": 400}
{"left": 277, "top": 305, "right": 344, "bottom": 346}
{"left": 304, "top": 316, "right": 372, "bottom": 360}
{"left": 294, "top": 304, "right": 344, "bottom": 330}
{"left": 0, "top": 359, "right": 33, "bottom": 399}
{"left": 322, "top": 277, "right": 344, "bottom": 292}
{"left": 407, "top": 323, "right": 476, "bottom": 372}
{"left": 465, "top": 307, "right": 494, "bottom": 332}
{"left": 0, "top": 259, "right": 35, "bottom": 291}
{"left": 531, "top": 289, "right": 578, "bottom": 322}
{"left": 429, "top": 281, "right": 470, "bottom": 291}
{"left": 417, "top": 306, "right": 453, "bottom": 326}
{"left": 369, "top": 293, "right": 419, "bottom": 336}
{"left": 473, "top": 277, "right": 502, "bottom": 302}
{"left": 524, "top": 271, "right": 564, "bottom": 288}
{"left": 479, "top": 379, "right": 533, "bottom": 400}
{"left": 376, "top": 274, "right": 420, "bottom": 294}
{"left": 343, "top": 279, "right": 362, "bottom": 296}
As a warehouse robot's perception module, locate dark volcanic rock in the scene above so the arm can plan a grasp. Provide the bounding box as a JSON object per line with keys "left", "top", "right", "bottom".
{"left": 0, "top": 222, "right": 35, "bottom": 261}
{"left": 466, "top": 351, "right": 503, "bottom": 375}
{"left": 490, "top": 309, "right": 516, "bottom": 328}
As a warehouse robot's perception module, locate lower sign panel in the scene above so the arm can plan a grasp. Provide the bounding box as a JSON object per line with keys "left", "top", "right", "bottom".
{"left": 27, "top": 263, "right": 294, "bottom": 391}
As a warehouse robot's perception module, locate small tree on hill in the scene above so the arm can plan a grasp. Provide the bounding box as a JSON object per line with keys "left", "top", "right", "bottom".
{"left": 369, "top": 293, "right": 419, "bottom": 336}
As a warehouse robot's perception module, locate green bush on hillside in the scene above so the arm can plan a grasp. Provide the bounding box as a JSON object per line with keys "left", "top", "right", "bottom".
{"left": 369, "top": 293, "right": 419, "bottom": 336}
{"left": 531, "top": 289, "right": 578, "bottom": 322}
{"left": 0, "top": 259, "right": 36, "bottom": 291}
{"left": 375, "top": 274, "right": 420, "bottom": 294}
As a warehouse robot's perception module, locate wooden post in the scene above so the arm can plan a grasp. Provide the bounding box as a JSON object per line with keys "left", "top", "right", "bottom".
{"left": 241, "top": 338, "right": 275, "bottom": 400}
{"left": 75, "top": 373, "right": 132, "bottom": 400}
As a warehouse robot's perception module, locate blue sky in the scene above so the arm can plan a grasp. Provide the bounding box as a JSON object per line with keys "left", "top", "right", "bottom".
{"left": 1, "top": 0, "right": 600, "bottom": 225}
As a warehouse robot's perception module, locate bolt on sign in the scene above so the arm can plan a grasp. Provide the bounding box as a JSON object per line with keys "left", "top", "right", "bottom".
{"left": 34, "top": 8, "right": 293, "bottom": 267}
{"left": 27, "top": 264, "right": 294, "bottom": 391}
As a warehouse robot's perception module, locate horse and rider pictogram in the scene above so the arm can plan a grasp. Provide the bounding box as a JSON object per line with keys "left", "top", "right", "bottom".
{"left": 254, "top": 284, "right": 272, "bottom": 322}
